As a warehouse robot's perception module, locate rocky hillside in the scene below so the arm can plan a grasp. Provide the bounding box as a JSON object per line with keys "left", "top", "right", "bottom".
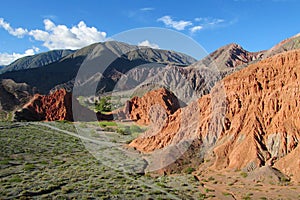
{"left": 0, "top": 79, "right": 36, "bottom": 112}
{"left": 0, "top": 41, "right": 196, "bottom": 94}
{"left": 123, "top": 88, "right": 181, "bottom": 125}
{"left": 129, "top": 49, "right": 300, "bottom": 181}
{"left": 113, "top": 44, "right": 260, "bottom": 104}
{"left": 113, "top": 34, "right": 300, "bottom": 105}
{"left": 0, "top": 49, "right": 74, "bottom": 74}
{"left": 190, "top": 43, "right": 265, "bottom": 70}
{"left": 14, "top": 89, "right": 95, "bottom": 121}
{"left": 263, "top": 33, "right": 300, "bottom": 58}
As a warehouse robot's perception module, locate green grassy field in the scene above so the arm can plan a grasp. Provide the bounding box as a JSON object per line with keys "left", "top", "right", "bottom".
{"left": 0, "top": 121, "right": 204, "bottom": 199}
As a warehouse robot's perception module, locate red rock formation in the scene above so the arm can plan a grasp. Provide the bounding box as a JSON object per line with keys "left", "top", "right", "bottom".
{"left": 125, "top": 88, "right": 181, "bottom": 125}
{"left": 129, "top": 50, "right": 300, "bottom": 181}
{"left": 14, "top": 89, "right": 97, "bottom": 121}
{"left": 15, "top": 89, "right": 73, "bottom": 121}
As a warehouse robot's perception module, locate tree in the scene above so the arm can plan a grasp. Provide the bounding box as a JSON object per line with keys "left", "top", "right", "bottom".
{"left": 95, "top": 96, "right": 112, "bottom": 113}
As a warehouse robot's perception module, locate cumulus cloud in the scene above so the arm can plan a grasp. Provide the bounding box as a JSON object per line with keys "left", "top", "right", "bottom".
{"left": 157, "top": 16, "right": 192, "bottom": 30}
{"left": 29, "top": 19, "right": 107, "bottom": 50}
{"left": 0, "top": 47, "right": 40, "bottom": 65}
{"left": 0, "top": 18, "right": 28, "bottom": 38}
{"left": 138, "top": 40, "right": 160, "bottom": 49}
{"left": 189, "top": 26, "right": 203, "bottom": 33}
{"left": 0, "top": 18, "right": 107, "bottom": 50}
{"left": 0, "top": 18, "right": 107, "bottom": 64}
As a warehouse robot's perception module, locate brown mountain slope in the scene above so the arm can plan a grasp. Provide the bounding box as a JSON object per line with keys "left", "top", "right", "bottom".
{"left": 129, "top": 50, "right": 300, "bottom": 181}
{"left": 190, "top": 43, "right": 264, "bottom": 70}
{"left": 0, "top": 79, "right": 36, "bottom": 112}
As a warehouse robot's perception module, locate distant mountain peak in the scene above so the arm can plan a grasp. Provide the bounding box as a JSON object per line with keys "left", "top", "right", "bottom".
{"left": 191, "top": 42, "right": 263, "bottom": 70}
{"left": 0, "top": 49, "right": 74, "bottom": 74}
{"left": 223, "top": 43, "right": 243, "bottom": 49}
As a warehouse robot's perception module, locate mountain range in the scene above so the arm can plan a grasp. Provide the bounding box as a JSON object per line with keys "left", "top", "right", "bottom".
{"left": 0, "top": 41, "right": 196, "bottom": 95}
{"left": 1, "top": 34, "right": 299, "bottom": 116}
{"left": 1, "top": 34, "right": 299, "bottom": 98}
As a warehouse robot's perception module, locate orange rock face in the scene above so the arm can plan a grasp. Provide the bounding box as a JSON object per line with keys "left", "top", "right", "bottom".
{"left": 125, "top": 88, "right": 181, "bottom": 125}
{"left": 15, "top": 89, "right": 73, "bottom": 121}
{"left": 129, "top": 50, "right": 300, "bottom": 181}
{"left": 14, "top": 89, "right": 99, "bottom": 121}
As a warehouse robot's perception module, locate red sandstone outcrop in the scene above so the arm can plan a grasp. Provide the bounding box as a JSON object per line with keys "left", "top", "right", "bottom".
{"left": 129, "top": 50, "right": 300, "bottom": 181}
{"left": 124, "top": 88, "right": 181, "bottom": 125}
{"left": 14, "top": 89, "right": 96, "bottom": 121}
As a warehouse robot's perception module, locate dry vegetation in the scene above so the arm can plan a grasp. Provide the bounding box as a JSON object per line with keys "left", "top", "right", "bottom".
{"left": 0, "top": 122, "right": 202, "bottom": 199}
{"left": 1, "top": 121, "right": 299, "bottom": 199}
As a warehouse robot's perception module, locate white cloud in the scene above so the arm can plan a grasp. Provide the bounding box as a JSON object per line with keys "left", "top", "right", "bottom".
{"left": 0, "top": 18, "right": 107, "bottom": 64}
{"left": 0, "top": 47, "right": 40, "bottom": 65}
{"left": 194, "top": 17, "right": 225, "bottom": 26}
{"left": 189, "top": 17, "right": 226, "bottom": 34}
{"left": 140, "top": 7, "right": 154, "bottom": 11}
{"left": 29, "top": 29, "right": 49, "bottom": 41}
{"left": 29, "top": 19, "right": 107, "bottom": 50}
{"left": 0, "top": 18, "right": 28, "bottom": 38}
{"left": 208, "top": 19, "right": 224, "bottom": 25}
{"left": 138, "top": 40, "right": 160, "bottom": 49}
{"left": 190, "top": 26, "right": 203, "bottom": 33}
{"left": 157, "top": 16, "right": 192, "bottom": 30}
{"left": 0, "top": 18, "right": 107, "bottom": 50}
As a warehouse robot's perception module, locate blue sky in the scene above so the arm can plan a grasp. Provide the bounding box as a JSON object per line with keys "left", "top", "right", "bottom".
{"left": 0, "top": 0, "right": 299, "bottom": 65}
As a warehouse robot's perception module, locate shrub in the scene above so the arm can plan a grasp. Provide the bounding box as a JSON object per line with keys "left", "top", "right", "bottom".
{"left": 184, "top": 167, "right": 195, "bottom": 174}
{"left": 240, "top": 172, "right": 248, "bottom": 178}
{"left": 116, "top": 127, "right": 130, "bottom": 135}
{"left": 95, "top": 97, "right": 112, "bottom": 113}
{"left": 129, "top": 125, "right": 143, "bottom": 133}
{"left": 24, "top": 163, "right": 35, "bottom": 171}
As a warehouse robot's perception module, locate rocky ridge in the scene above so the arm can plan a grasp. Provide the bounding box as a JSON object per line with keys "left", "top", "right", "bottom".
{"left": 129, "top": 49, "right": 300, "bottom": 181}
{"left": 0, "top": 49, "right": 74, "bottom": 74}
{"left": 124, "top": 88, "right": 181, "bottom": 125}
{"left": 14, "top": 89, "right": 96, "bottom": 121}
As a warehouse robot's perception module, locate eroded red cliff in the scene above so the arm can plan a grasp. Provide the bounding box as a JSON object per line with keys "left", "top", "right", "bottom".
{"left": 14, "top": 89, "right": 97, "bottom": 121}
{"left": 125, "top": 88, "right": 181, "bottom": 125}
{"left": 129, "top": 50, "right": 300, "bottom": 181}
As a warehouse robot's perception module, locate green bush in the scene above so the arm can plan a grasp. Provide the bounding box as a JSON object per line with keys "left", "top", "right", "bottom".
{"left": 95, "top": 97, "right": 112, "bottom": 113}
{"left": 9, "top": 175, "right": 22, "bottom": 183}
{"left": 116, "top": 127, "right": 130, "bottom": 135}
{"left": 240, "top": 172, "right": 248, "bottom": 178}
{"left": 184, "top": 167, "right": 195, "bottom": 174}
{"left": 24, "top": 163, "right": 35, "bottom": 171}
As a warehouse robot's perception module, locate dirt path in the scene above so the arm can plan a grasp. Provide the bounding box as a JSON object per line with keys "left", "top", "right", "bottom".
{"left": 27, "top": 122, "right": 184, "bottom": 200}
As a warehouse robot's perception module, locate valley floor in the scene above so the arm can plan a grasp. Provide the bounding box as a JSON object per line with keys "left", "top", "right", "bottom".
{"left": 0, "top": 121, "right": 299, "bottom": 199}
